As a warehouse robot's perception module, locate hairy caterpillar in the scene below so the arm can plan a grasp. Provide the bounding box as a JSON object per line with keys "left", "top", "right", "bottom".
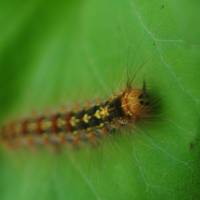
{"left": 0, "top": 82, "right": 151, "bottom": 149}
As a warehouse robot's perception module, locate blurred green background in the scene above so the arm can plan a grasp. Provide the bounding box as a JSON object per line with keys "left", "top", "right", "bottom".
{"left": 0, "top": 0, "right": 200, "bottom": 199}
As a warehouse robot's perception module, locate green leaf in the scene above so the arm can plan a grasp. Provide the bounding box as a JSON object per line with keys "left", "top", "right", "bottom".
{"left": 0, "top": 0, "right": 200, "bottom": 199}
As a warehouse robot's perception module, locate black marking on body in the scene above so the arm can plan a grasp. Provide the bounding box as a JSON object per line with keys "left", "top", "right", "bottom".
{"left": 71, "top": 97, "right": 125, "bottom": 131}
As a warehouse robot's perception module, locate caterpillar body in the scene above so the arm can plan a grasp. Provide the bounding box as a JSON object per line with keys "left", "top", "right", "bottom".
{"left": 0, "top": 85, "right": 151, "bottom": 148}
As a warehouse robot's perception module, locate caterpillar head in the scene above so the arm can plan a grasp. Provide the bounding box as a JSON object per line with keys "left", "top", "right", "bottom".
{"left": 121, "top": 83, "right": 150, "bottom": 119}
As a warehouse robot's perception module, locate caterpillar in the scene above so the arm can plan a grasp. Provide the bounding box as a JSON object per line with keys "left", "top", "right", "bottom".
{"left": 0, "top": 82, "right": 151, "bottom": 149}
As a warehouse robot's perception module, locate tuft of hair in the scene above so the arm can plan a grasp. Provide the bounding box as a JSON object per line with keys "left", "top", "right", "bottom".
{"left": 121, "top": 81, "right": 151, "bottom": 120}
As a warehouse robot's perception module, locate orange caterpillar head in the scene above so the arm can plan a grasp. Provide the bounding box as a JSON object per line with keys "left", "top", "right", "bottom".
{"left": 121, "top": 85, "right": 150, "bottom": 119}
